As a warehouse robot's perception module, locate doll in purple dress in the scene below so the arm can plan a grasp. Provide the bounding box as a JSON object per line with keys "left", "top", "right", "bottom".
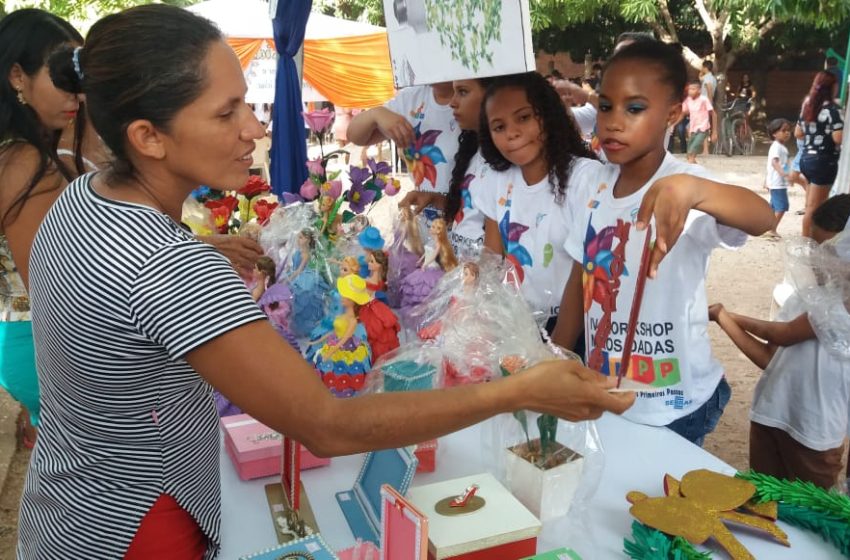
{"left": 399, "top": 218, "right": 458, "bottom": 321}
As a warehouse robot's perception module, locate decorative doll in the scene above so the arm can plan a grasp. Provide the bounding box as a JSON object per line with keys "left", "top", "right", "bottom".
{"left": 365, "top": 249, "right": 389, "bottom": 303}
{"left": 311, "top": 274, "right": 373, "bottom": 397}
{"left": 359, "top": 257, "right": 401, "bottom": 362}
{"left": 399, "top": 218, "right": 458, "bottom": 313}
{"left": 284, "top": 228, "right": 330, "bottom": 337}
{"left": 251, "top": 256, "right": 277, "bottom": 301}
{"left": 317, "top": 194, "right": 342, "bottom": 241}
{"left": 387, "top": 207, "right": 424, "bottom": 308}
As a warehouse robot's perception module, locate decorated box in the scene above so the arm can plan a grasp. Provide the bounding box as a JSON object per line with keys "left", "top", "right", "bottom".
{"left": 407, "top": 472, "right": 541, "bottom": 560}
{"left": 414, "top": 439, "right": 438, "bottom": 473}
{"left": 221, "top": 414, "right": 282, "bottom": 480}
{"left": 520, "top": 548, "right": 583, "bottom": 560}
{"left": 239, "top": 534, "right": 338, "bottom": 560}
{"left": 381, "top": 484, "right": 428, "bottom": 559}
{"left": 504, "top": 440, "right": 584, "bottom": 522}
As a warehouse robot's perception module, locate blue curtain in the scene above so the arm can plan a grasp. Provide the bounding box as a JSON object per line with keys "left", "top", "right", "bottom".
{"left": 270, "top": 0, "right": 312, "bottom": 195}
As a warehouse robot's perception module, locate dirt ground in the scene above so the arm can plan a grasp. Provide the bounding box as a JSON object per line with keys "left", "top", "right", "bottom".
{"left": 0, "top": 154, "right": 839, "bottom": 558}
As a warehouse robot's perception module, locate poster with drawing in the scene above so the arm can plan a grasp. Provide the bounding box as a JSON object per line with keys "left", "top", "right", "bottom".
{"left": 383, "top": 0, "right": 535, "bottom": 87}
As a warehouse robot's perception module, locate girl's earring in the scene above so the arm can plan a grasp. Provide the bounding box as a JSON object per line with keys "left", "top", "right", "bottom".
{"left": 15, "top": 88, "right": 27, "bottom": 106}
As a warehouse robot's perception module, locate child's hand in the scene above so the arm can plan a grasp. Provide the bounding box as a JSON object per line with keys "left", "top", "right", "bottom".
{"left": 708, "top": 303, "right": 724, "bottom": 322}
{"left": 398, "top": 191, "right": 445, "bottom": 215}
{"left": 375, "top": 110, "right": 415, "bottom": 147}
{"left": 635, "top": 174, "right": 703, "bottom": 278}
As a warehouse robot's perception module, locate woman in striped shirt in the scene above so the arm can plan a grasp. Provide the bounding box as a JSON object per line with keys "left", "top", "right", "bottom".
{"left": 19, "top": 5, "right": 634, "bottom": 558}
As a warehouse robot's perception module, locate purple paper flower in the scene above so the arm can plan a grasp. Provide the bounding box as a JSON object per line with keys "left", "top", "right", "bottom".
{"left": 367, "top": 158, "right": 392, "bottom": 177}
{"left": 322, "top": 179, "right": 342, "bottom": 200}
{"left": 348, "top": 182, "right": 377, "bottom": 213}
{"left": 300, "top": 178, "right": 319, "bottom": 200}
{"left": 302, "top": 109, "right": 335, "bottom": 134}
{"left": 349, "top": 165, "right": 372, "bottom": 189}
{"left": 306, "top": 157, "right": 325, "bottom": 177}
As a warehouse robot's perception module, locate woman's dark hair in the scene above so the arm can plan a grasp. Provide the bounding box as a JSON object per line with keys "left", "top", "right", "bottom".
{"left": 445, "top": 77, "right": 494, "bottom": 224}
{"left": 604, "top": 40, "right": 688, "bottom": 102}
{"left": 801, "top": 71, "right": 838, "bottom": 123}
{"left": 478, "top": 72, "right": 595, "bottom": 205}
{"left": 49, "top": 4, "right": 222, "bottom": 181}
{"left": 0, "top": 9, "right": 83, "bottom": 224}
{"left": 813, "top": 194, "right": 850, "bottom": 233}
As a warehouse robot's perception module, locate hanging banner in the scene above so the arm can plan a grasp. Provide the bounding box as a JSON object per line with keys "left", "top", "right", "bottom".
{"left": 383, "top": 0, "right": 535, "bottom": 87}
{"left": 244, "top": 40, "right": 279, "bottom": 104}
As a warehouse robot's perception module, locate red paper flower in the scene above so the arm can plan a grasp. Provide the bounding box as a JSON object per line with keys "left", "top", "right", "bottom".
{"left": 302, "top": 108, "right": 335, "bottom": 134}
{"left": 253, "top": 199, "right": 278, "bottom": 226}
{"left": 238, "top": 175, "right": 270, "bottom": 198}
{"left": 204, "top": 195, "right": 239, "bottom": 234}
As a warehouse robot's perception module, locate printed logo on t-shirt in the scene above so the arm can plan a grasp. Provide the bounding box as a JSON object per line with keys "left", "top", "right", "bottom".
{"left": 498, "top": 182, "right": 532, "bottom": 283}
{"left": 455, "top": 173, "right": 475, "bottom": 225}
{"left": 409, "top": 102, "right": 425, "bottom": 121}
{"left": 404, "top": 123, "right": 448, "bottom": 189}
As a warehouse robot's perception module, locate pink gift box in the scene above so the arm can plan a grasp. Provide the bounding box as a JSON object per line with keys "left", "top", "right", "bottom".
{"left": 414, "top": 439, "right": 438, "bottom": 473}
{"left": 221, "top": 414, "right": 282, "bottom": 480}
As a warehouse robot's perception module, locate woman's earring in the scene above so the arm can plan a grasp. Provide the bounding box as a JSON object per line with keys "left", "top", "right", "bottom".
{"left": 15, "top": 88, "right": 26, "bottom": 105}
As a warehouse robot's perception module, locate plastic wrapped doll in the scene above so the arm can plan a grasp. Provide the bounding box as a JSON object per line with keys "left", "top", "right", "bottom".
{"left": 359, "top": 255, "right": 401, "bottom": 362}
{"left": 365, "top": 249, "right": 389, "bottom": 303}
{"left": 251, "top": 256, "right": 277, "bottom": 301}
{"left": 317, "top": 194, "right": 342, "bottom": 241}
{"left": 400, "top": 218, "right": 458, "bottom": 314}
{"left": 387, "top": 207, "right": 424, "bottom": 307}
{"left": 284, "top": 228, "right": 330, "bottom": 337}
{"left": 312, "top": 274, "right": 373, "bottom": 397}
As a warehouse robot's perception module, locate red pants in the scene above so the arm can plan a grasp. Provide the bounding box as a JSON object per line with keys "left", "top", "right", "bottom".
{"left": 124, "top": 494, "right": 207, "bottom": 560}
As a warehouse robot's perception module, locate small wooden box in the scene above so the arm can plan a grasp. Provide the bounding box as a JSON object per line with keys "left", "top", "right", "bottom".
{"left": 407, "top": 473, "right": 541, "bottom": 560}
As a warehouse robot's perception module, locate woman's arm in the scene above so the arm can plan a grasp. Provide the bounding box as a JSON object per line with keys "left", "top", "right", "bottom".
{"left": 709, "top": 304, "right": 776, "bottom": 369}
{"left": 198, "top": 235, "right": 263, "bottom": 275}
{"left": 187, "top": 320, "right": 635, "bottom": 457}
{"left": 636, "top": 174, "right": 774, "bottom": 277}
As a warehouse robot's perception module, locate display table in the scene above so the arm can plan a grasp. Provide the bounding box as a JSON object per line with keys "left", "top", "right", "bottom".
{"left": 220, "top": 413, "right": 844, "bottom": 559}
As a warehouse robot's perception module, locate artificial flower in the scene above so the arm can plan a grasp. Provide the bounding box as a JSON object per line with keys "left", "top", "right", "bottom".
{"left": 253, "top": 199, "right": 279, "bottom": 226}
{"left": 191, "top": 185, "right": 212, "bottom": 201}
{"left": 300, "top": 178, "right": 320, "bottom": 200}
{"left": 302, "top": 108, "right": 335, "bottom": 134}
{"left": 306, "top": 157, "right": 325, "bottom": 177}
{"left": 347, "top": 181, "right": 377, "bottom": 214}
{"left": 238, "top": 175, "right": 271, "bottom": 198}
{"left": 383, "top": 176, "right": 401, "bottom": 196}
{"left": 322, "top": 179, "right": 342, "bottom": 200}
{"left": 367, "top": 158, "right": 391, "bottom": 177}
{"left": 204, "top": 195, "right": 239, "bottom": 215}
{"left": 349, "top": 164, "right": 372, "bottom": 189}
{"left": 209, "top": 205, "right": 231, "bottom": 234}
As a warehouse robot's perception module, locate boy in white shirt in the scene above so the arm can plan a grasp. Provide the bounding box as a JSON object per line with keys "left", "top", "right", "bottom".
{"left": 765, "top": 118, "right": 793, "bottom": 238}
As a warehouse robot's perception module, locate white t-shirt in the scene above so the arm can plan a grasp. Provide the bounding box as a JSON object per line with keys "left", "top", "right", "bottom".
{"left": 475, "top": 159, "right": 603, "bottom": 319}
{"left": 750, "top": 294, "right": 850, "bottom": 451}
{"left": 385, "top": 86, "right": 459, "bottom": 195}
{"left": 570, "top": 104, "right": 597, "bottom": 139}
{"left": 449, "top": 151, "right": 491, "bottom": 256}
{"left": 565, "top": 153, "right": 747, "bottom": 426}
{"left": 766, "top": 140, "right": 789, "bottom": 189}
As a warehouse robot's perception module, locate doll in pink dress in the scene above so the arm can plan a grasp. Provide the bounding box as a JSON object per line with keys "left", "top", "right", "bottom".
{"left": 399, "top": 218, "right": 458, "bottom": 318}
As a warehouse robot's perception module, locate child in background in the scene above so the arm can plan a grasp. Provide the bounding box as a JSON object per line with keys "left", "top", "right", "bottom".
{"left": 679, "top": 79, "right": 717, "bottom": 164}
{"left": 552, "top": 40, "right": 773, "bottom": 446}
{"left": 765, "top": 118, "right": 793, "bottom": 239}
{"left": 474, "top": 72, "right": 599, "bottom": 335}
{"left": 710, "top": 194, "right": 850, "bottom": 489}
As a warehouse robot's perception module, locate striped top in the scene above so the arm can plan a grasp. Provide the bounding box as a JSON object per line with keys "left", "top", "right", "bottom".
{"left": 18, "top": 173, "right": 266, "bottom": 559}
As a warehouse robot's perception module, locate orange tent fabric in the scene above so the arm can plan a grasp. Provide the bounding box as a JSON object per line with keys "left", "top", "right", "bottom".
{"left": 226, "top": 34, "right": 394, "bottom": 108}
{"left": 303, "top": 33, "right": 394, "bottom": 108}
{"left": 228, "top": 38, "right": 267, "bottom": 70}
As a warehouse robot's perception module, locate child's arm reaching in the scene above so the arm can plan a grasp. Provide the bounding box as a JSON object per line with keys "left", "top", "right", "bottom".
{"left": 483, "top": 217, "right": 504, "bottom": 255}
{"left": 636, "top": 174, "right": 774, "bottom": 277}
{"left": 725, "top": 309, "right": 815, "bottom": 347}
{"left": 709, "top": 304, "right": 777, "bottom": 369}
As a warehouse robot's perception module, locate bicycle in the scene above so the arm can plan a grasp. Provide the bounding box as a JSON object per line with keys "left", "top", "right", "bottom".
{"left": 714, "top": 98, "right": 755, "bottom": 157}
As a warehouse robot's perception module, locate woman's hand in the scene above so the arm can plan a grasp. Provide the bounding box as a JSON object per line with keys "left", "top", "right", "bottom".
{"left": 199, "top": 235, "right": 263, "bottom": 275}
{"left": 398, "top": 191, "right": 445, "bottom": 215}
{"left": 519, "top": 359, "right": 635, "bottom": 421}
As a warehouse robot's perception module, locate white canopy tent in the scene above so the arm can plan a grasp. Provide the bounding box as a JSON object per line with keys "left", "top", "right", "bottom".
{"left": 188, "top": 0, "right": 385, "bottom": 103}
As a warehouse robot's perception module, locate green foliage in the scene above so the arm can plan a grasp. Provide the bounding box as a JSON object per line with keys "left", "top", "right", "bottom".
{"left": 315, "top": 0, "right": 385, "bottom": 26}
{"left": 1, "top": 0, "right": 199, "bottom": 20}
{"left": 737, "top": 470, "right": 850, "bottom": 523}
{"left": 624, "top": 521, "right": 712, "bottom": 560}
{"left": 778, "top": 503, "right": 850, "bottom": 556}
{"left": 425, "top": 0, "right": 501, "bottom": 72}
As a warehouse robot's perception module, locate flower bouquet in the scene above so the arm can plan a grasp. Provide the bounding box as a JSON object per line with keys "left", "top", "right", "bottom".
{"left": 183, "top": 176, "right": 279, "bottom": 236}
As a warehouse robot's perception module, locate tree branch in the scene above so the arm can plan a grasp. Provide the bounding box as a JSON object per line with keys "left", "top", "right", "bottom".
{"left": 758, "top": 18, "right": 779, "bottom": 40}
{"left": 656, "top": 0, "right": 680, "bottom": 42}
{"left": 693, "top": 0, "right": 716, "bottom": 33}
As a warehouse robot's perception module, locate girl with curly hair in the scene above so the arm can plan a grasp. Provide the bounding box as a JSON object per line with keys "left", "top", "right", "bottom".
{"left": 474, "top": 71, "right": 596, "bottom": 332}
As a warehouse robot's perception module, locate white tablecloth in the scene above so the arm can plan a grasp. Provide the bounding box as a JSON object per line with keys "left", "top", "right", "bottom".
{"left": 219, "top": 413, "right": 844, "bottom": 559}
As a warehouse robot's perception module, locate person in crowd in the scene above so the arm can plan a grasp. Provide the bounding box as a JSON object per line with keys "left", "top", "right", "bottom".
{"left": 0, "top": 8, "right": 85, "bottom": 450}
{"left": 678, "top": 79, "right": 717, "bottom": 164}
{"left": 736, "top": 73, "right": 756, "bottom": 112}
{"left": 699, "top": 60, "right": 717, "bottom": 155}
{"left": 764, "top": 118, "right": 793, "bottom": 239}
{"left": 709, "top": 194, "right": 850, "bottom": 490}
{"left": 18, "top": 6, "right": 633, "bottom": 558}
{"left": 796, "top": 70, "right": 843, "bottom": 238}
{"left": 348, "top": 81, "right": 458, "bottom": 222}
{"left": 474, "top": 72, "right": 598, "bottom": 339}
{"left": 552, "top": 40, "right": 773, "bottom": 446}
{"left": 788, "top": 136, "right": 810, "bottom": 215}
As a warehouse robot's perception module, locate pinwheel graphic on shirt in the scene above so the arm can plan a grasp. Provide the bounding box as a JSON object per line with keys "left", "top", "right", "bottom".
{"left": 403, "top": 123, "right": 447, "bottom": 188}
{"left": 582, "top": 222, "right": 628, "bottom": 312}
{"left": 454, "top": 173, "right": 475, "bottom": 225}
{"left": 499, "top": 211, "right": 532, "bottom": 283}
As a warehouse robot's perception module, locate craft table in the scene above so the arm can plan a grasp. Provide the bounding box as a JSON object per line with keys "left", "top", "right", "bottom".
{"left": 220, "top": 413, "right": 844, "bottom": 559}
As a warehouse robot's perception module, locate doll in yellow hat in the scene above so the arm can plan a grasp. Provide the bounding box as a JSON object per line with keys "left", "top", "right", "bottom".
{"left": 311, "top": 274, "right": 373, "bottom": 397}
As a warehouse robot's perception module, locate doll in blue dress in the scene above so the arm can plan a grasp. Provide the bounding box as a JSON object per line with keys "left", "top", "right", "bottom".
{"left": 284, "top": 228, "right": 329, "bottom": 337}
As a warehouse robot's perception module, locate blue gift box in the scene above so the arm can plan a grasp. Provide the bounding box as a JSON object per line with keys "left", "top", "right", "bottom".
{"left": 239, "top": 534, "right": 338, "bottom": 560}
